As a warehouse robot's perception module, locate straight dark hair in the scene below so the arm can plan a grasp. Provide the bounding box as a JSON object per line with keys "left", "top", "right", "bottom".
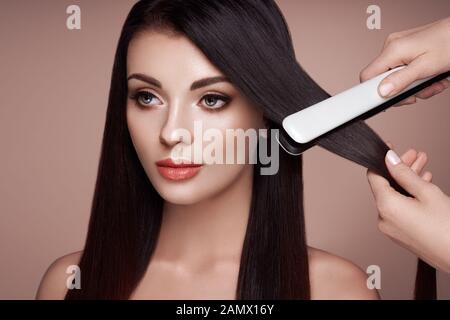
{"left": 66, "top": 0, "right": 435, "bottom": 300}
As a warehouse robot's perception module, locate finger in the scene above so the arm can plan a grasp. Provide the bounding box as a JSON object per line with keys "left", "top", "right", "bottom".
{"left": 367, "top": 169, "right": 409, "bottom": 222}
{"left": 393, "top": 79, "right": 450, "bottom": 107}
{"left": 385, "top": 149, "right": 430, "bottom": 200}
{"left": 410, "top": 151, "right": 428, "bottom": 175}
{"left": 401, "top": 148, "right": 418, "bottom": 166}
{"left": 367, "top": 168, "right": 407, "bottom": 203}
{"left": 387, "top": 144, "right": 418, "bottom": 166}
{"left": 378, "top": 56, "right": 428, "bottom": 98}
{"left": 422, "top": 171, "right": 432, "bottom": 182}
{"left": 415, "top": 84, "right": 442, "bottom": 99}
{"left": 386, "top": 145, "right": 421, "bottom": 170}
{"left": 393, "top": 96, "right": 417, "bottom": 107}
{"left": 360, "top": 40, "right": 419, "bottom": 84}
{"left": 367, "top": 169, "right": 391, "bottom": 201}
{"left": 415, "top": 80, "right": 449, "bottom": 99}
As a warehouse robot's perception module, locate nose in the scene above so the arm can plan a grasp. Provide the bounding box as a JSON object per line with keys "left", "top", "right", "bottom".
{"left": 159, "top": 99, "right": 192, "bottom": 148}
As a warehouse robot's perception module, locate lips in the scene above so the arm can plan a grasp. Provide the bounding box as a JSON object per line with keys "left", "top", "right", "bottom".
{"left": 155, "top": 158, "right": 203, "bottom": 181}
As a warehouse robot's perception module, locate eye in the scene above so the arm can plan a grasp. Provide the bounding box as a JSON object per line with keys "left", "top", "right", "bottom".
{"left": 130, "top": 91, "right": 163, "bottom": 107}
{"left": 199, "top": 94, "right": 231, "bottom": 110}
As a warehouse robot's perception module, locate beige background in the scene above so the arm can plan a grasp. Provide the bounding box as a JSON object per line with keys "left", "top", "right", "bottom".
{"left": 0, "top": 0, "right": 449, "bottom": 299}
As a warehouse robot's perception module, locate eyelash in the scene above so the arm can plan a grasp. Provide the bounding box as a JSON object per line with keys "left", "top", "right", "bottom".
{"left": 129, "top": 91, "right": 231, "bottom": 111}
{"left": 129, "top": 91, "right": 162, "bottom": 107}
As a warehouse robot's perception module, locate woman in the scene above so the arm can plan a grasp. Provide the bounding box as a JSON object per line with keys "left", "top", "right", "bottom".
{"left": 36, "top": 0, "right": 412, "bottom": 300}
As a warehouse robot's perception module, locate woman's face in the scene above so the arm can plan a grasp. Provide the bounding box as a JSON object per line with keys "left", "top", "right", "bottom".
{"left": 126, "top": 30, "right": 265, "bottom": 205}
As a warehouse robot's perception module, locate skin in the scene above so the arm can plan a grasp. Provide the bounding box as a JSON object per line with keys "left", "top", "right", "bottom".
{"left": 360, "top": 17, "right": 450, "bottom": 105}
{"left": 36, "top": 30, "right": 379, "bottom": 300}
{"left": 362, "top": 17, "right": 450, "bottom": 274}
{"left": 367, "top": 143, "right": 450, "bottom": 274}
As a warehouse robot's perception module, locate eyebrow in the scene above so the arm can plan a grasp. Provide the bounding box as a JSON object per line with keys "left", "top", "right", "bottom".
{"left": 190, "top": 76, "right": 230, "bottom": 90}
{"left": 127, "top": 73, "right": 162, "bottom": 88}
{"left": 127, "top": 73, "right": 230, "bottom": 90}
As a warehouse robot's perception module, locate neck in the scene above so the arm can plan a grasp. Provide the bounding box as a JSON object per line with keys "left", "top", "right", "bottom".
{"left": 154, "top": 165, "right": 254, "bottom": 266}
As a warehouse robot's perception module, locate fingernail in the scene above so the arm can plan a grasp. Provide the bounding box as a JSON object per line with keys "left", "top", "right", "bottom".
{"left": 379, "top": 82, "right": 394, "bottom": 97}
{"left": 386, "top": 149, "right": 401, "bottom": 165}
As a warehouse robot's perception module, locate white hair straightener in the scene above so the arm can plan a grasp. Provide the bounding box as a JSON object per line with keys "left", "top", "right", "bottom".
{"left": 277, "top": 65, "right": 450, "bottom": 155}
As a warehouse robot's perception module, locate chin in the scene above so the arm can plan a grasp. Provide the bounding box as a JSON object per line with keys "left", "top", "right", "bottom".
{"left": 152, "top": 182, "right": 208, "bottom": 205}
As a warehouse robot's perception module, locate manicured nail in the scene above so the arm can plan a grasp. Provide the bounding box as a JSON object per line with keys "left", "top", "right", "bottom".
{"left": 386, "top": 149, "right": 401, "bottom": 165}
{"left": 379, "top": 82, "right": 394, "bottom": 97}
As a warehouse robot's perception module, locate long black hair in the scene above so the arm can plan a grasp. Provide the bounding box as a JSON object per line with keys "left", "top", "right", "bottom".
{"left": 66, "top": 0, "right": 435, "bottom": 299}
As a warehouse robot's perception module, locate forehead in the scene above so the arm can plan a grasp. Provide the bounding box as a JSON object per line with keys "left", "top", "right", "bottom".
{"left": 127, "top": 30, "right": 224, "bottom": 83}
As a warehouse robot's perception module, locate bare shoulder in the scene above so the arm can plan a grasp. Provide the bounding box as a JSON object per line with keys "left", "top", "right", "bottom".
{"left": 308, "top": 247, "right": 379, "bottom": 300}
{"left": 35, "top": 251, "right": 83, "bottom": 300}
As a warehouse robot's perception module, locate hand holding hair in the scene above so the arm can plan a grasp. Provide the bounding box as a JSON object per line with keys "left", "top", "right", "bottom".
{"left": 360, "top": 17, "right": 450, "bottom": 106}
{"left": 367, "top": 142, "right": 450, "bottom": 274}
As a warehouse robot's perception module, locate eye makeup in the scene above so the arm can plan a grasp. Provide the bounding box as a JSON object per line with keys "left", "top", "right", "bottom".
{"left": 128, "top": 88, "right": 232, "bottom": 111}
{"left": 199, "top": 93, "right": 232, "bottom": 110}
{"left": 129, "top": 90, "right": 163, "bottom": 107}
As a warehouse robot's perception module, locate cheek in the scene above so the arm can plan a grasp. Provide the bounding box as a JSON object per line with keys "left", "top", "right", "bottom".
{"left": 201, "top": 104, "right": 263, "bottom": 163}
{"left": 126, "top": 106, "right": 162, "bottom": 173}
